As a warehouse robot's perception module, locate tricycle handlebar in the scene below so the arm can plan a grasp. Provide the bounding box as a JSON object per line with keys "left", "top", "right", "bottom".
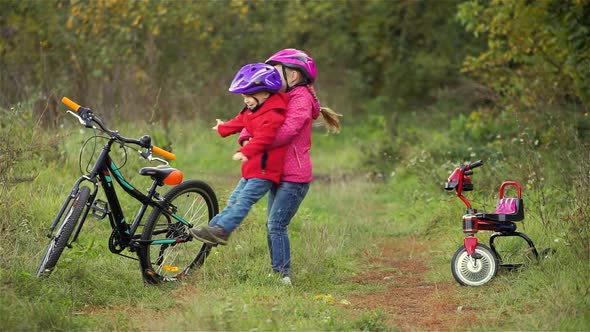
{"left": 468, "top": 160, "right": 483, "bottom": 170}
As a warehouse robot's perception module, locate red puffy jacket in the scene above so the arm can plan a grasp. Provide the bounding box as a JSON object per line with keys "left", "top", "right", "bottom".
{"left": 217, "top": 92, "right": 288, "bottom": 184}
{"left": 239, "top": 86, "right": 320, "bottom": 183}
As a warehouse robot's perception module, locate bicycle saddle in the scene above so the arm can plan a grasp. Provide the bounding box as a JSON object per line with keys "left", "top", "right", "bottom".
{"left": 139, "top": 165, "right": 183, "bottom": 186}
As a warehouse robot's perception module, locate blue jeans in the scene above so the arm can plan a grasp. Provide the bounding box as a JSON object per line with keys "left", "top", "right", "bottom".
{"left": 210, "top": 178, "right": 274, "bottom": 233}
{"left": 266, "top": 181, "right": 310, "bottom": 277}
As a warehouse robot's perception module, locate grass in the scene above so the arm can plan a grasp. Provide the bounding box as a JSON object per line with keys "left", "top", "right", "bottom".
{"left": 1, "top": 105, "right": 590, "bottom": 331}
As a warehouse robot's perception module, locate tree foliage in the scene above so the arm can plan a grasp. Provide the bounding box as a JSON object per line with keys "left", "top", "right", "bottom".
{"left": 0, "top": 0, "right": 484, "bottom": 121}
{"left": 457, "top": 0, "right": 590, "bottom": 110}
{"left": 0, "top": 0, "right": 587, "bottom": 124}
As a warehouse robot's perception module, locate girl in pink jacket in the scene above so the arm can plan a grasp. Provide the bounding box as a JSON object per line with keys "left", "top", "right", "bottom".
{"left": 239, "top": 49, "right": 341, "bottom": 286}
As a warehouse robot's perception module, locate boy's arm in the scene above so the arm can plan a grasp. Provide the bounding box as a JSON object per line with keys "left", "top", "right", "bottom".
{"left": 239, "top": 112, "right": 284, "bottom": 158}
{"left": 217, "top": 114, "right": 245, "bottom": 137}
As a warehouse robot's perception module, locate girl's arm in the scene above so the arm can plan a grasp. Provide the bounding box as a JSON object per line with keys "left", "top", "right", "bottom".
{"left": 238, "top": 128, "right": 251, "bottom": 146}
{"left": 269, "top": 94, "right": 312, "bottom": 148}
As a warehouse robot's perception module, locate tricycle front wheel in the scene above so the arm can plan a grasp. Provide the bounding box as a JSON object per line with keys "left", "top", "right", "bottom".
{"left": 451, "top": 243, "right": 499, "bottom": 286}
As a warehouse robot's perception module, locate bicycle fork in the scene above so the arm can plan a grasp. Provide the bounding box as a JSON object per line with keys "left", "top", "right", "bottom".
{"left": 47, "top": 177, "right": 98, "bottom": 247}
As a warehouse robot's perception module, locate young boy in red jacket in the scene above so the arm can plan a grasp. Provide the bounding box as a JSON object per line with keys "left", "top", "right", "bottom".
{"left": 190, "top": 63, "right": 288, "bottom": 245}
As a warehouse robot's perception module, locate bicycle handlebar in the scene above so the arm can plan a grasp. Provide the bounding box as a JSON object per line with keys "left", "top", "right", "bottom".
{"left": 61, "top": 96, "right": 176, "bottom": 161}
{"left": 62, "top": 97, "right": 81, "bottom": 112}
{"left": 152, "top": 146, "right": 176, "bottom": 161}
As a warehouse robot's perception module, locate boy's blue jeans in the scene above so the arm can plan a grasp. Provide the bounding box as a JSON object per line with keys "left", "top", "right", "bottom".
{"left": 210, "top": 178, "right": 274, "bottom": 233}
{"left": 266, "top": 181, "right": 310, "bottom": 277}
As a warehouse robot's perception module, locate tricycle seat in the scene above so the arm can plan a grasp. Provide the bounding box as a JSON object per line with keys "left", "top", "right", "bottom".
{"left": 476, "top": 198, "right": 524, "bottom": 222}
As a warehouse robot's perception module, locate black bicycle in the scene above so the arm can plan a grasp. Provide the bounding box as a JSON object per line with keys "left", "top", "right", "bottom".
{"left": 36, "top": 97, "right": 219, "bottom": 284}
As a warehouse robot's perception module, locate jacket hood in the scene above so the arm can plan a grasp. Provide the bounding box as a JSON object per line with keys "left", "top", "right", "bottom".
{"left": 250, "top": 92, "right": 288, "bottom": 117}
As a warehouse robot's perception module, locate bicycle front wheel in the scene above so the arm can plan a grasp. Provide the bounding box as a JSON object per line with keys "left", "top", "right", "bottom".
{"left": 139, "top": 180, "right": 218, "bottom": 283}
{"left": 36, "top": 186, "right": 91, "bottom": 277}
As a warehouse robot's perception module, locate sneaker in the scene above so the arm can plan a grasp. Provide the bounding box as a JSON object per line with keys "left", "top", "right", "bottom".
{"left": 189, "top": 226, "right": 229, "bottom": 245}
{"left": 280, "top": 276, "right": 292, "bottom": 287}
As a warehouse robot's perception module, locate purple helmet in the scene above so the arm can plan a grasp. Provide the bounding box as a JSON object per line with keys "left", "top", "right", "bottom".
{"left": 229, "top": 63, "right": 282, "bottom": 94}
{"left": 266, "top": 48, "right": 317, "bottom": 82}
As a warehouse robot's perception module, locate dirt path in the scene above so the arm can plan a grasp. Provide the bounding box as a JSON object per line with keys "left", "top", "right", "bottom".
{"left": 347, "top": 235, "right": 479, "bottom": 331}
{"left": 81, "top": 235, "right": 479, "bottom": 331}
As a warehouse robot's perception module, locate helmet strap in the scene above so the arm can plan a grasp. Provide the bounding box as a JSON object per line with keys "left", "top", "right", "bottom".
{"left": 286, "top": 81, "right": 308, "bottom": 92}
{"left": 246, "top": 96, "right": 262, "bottom": 112}
{"left": 282, "top": 66, "right": 292, "bottom": 92}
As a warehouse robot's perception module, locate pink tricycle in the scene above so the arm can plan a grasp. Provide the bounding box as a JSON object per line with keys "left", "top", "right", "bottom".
{"left": 445, "top": 160, "right": 539, "bottom": 286}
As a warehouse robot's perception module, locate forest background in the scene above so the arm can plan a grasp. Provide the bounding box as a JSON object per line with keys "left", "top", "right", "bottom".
{"left": 1, "top": 0, "right": 589, "bottom": 331}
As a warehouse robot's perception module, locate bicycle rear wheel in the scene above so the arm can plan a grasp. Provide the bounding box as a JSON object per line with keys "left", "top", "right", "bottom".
{"left": 36, "top": 186, "right": 91, "bottom": 277}
{"left": 139, "top": 180, "right": 218, "bottom": 283}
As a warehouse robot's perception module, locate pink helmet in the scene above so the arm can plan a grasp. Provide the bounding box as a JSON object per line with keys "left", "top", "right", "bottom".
{"left": 266, "top": 48, "right": 317, "bottom": 82}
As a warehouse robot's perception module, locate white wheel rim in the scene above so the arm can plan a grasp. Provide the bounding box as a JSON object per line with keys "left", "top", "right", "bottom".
{"left": 455, "top": 248, "right": 496, "bottom": 286}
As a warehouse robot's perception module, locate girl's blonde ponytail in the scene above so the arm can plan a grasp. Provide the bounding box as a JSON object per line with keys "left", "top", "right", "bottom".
{"left": 319, "top": 107, "right": 342, "bottom": 134}
{"left": 306, "top": 84, "right": 342, "bottom": 134}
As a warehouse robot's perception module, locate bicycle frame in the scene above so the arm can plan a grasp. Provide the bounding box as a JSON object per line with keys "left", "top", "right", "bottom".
{"left": 35, "top": 96, "right": 220, "bottom": 283}
{"left": 47, "top": 133, "right": 191, "bottom": 254}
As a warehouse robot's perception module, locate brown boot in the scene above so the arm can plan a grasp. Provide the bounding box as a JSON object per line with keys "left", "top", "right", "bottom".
{"left": 189, "top": 226, "right": 229, "bottom": 245}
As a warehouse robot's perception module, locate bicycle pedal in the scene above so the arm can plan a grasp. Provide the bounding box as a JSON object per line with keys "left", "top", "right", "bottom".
{"left": 91, "top": 199, "right": 109, "bottom": 219}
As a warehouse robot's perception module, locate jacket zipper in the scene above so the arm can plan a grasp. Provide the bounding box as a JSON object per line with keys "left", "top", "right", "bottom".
{"left": 261, "top": 151, "right": 268, "bottom": 174}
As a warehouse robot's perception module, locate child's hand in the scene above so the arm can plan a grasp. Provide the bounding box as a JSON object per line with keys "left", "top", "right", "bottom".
{"left": 212, "top": 119, "right": 224, "bottom": 131}
{"left": 232, "top": 152, "right": 248, "bottom": 162}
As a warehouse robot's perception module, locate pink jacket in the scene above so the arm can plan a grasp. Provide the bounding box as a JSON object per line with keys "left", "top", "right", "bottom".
{"left": 239, "top": 86, "right": 320, "bottom": 183}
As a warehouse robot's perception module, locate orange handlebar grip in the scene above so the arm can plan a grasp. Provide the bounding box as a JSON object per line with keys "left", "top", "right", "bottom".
{"left": 152, "top": 146, "right": 176, "bottom": 161}
{"left": 61, "top": 97, "right": 81, "bottom": 112}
